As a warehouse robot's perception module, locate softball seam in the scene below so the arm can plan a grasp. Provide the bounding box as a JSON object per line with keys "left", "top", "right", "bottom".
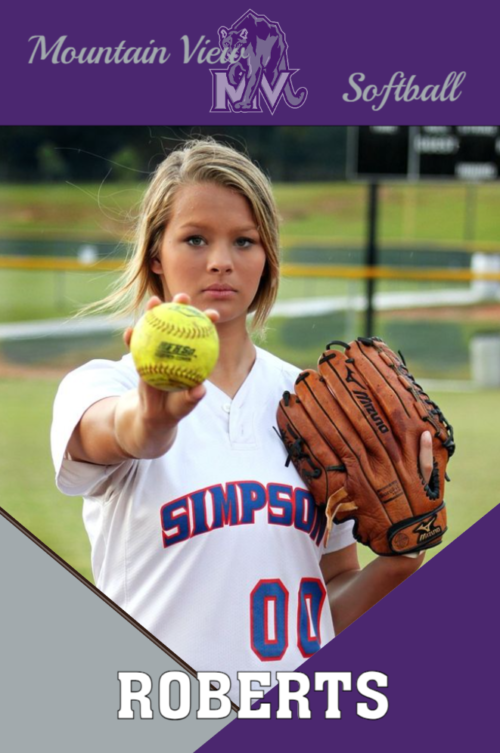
{"left": 137, "top": 364, "right": 204, "bottom": 383}
{"left": 146, "top": 311, "right": 214, "bottom": 340}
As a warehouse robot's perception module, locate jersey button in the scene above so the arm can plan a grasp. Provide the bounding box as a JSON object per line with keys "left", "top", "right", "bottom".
{"left": 222, "top": 403, "right": 231, "bottom": 413}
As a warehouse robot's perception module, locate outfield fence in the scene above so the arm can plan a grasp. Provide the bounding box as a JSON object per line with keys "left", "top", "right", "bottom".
{"left": 2, "top": 254, "right": 500, "bottom": 281}
{"left": 1, "top": 246, "right": 499, "bottom": 383}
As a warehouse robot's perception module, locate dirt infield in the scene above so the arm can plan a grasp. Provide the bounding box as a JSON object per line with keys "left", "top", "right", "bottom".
{"left": 380, "top": 302, "right": 500, "bottom": 321}
{"left": 0, "top": 359, "right": 68, "bottom": 380}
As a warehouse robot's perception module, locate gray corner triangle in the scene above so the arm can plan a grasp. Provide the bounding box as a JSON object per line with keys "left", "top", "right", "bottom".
{"left": 0, "top": 512, "right": 237, "bottom": 752}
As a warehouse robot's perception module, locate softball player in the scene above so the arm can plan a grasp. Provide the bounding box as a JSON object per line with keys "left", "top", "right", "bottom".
{"left": 51, "top": 139, "right": 430, "bottom": 704}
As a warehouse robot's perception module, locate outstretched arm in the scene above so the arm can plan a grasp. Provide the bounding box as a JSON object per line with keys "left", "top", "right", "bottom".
{"left": 67, "top": 294, "right": 219, "bottom": 464}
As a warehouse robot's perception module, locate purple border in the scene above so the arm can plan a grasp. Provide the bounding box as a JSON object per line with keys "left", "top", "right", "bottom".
{"left": 2, "top": 1, "right": 499, "bottom": 749}
{"left": 5, "top": 0, "right": 498, "bottom": 124}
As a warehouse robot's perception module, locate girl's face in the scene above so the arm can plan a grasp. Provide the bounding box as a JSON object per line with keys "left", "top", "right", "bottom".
{"left": 151, "top": 182, "right": 267, "bottom": 326}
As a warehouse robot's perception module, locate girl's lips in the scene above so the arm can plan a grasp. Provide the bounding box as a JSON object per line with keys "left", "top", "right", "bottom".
{"left": 202, "top": 288, "right": 237, "bottom": 299}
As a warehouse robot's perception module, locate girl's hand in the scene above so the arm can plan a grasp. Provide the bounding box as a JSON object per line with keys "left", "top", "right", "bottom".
{"left": 116, "top": 294, "right": 220, "bottom": 458}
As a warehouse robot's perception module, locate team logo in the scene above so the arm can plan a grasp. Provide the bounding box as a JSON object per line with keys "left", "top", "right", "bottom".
{"left": 345, "top": 366, "right": 389, "bottom": 434}
{"left": 414, "top": 515, "right": 442, "bottom": 543}
{"left": 155, "top": 343, "right": 195, "bottom": 359}
{"left": 210, "top": 9, "right": 308, "bottom": 114}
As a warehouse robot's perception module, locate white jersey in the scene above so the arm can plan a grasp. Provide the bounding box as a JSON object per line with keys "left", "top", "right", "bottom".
{"left": 51, "top": 347, "right": 355, "bottom": 704}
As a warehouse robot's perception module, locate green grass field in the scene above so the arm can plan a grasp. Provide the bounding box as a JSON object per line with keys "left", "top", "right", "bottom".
{"left": 1, "top": 179, "right": 499, "bottom": 583}
{"left": 0, "top": 375, "right": 497, "bottom": 582}
{"left": 2, "top": 181, "right": 500, "bottom": 243}
{"left": 0, "top": 378, "right": 93, "bottom": 579}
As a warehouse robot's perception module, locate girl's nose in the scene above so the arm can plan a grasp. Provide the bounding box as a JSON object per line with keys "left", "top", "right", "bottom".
{"left": 207, "top": 245, "right": 233, "bottom": 273}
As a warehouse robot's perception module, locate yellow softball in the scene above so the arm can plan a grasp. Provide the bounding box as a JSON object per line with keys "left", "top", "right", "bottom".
{"left": 130, "top": 303, "right": 219, "bottom": 391}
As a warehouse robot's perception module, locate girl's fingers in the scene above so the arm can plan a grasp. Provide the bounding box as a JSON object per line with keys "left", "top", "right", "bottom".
{"left": 418, "top": 430, "right": 434, "bottom": 484}
{"left": 145, "top": 295, "right": 163, "bottom": 310}
{"left": 123, "top": 326, "right": 133, "bottom": 348}
{"left": 162, "top": 383, "right": 207, "bottom": 422}
{"left": 186, "top": 383, "right": 206, "bottom": 402}
{"left": 172, "top": 293, "right": 191, "bottom": 306}
{"left": 204, "top": 308, "right": 220, "bottom": 324}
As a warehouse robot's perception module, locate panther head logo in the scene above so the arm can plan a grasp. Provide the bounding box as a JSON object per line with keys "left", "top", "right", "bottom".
{"left": 211, "top": 10, "right": 307, "bottom": 113}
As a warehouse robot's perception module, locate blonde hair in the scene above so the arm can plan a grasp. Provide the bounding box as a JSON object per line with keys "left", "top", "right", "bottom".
{"left": 96, "top": 138, "right": 281, "bottom": 333}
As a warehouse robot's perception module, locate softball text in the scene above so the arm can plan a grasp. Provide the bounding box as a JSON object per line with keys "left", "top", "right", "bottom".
{"left": 343, "top": 71, "right": 466, "bottom": 111}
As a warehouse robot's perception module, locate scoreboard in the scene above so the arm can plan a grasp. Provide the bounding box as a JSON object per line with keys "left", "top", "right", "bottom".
{"left": 347, "top": 126, "right": 500, "bottom": 180}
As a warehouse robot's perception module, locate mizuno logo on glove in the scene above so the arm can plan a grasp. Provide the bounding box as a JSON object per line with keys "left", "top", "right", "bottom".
{"left": 352, "top": 389, "right": 389, "bottom": 434}
{"left": 414, "top": 515, "right": 442, "bottom": 543}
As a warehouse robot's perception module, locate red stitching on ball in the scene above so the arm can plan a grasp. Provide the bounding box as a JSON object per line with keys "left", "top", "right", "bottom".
{"left": 138, "top": 364, "right": 203, "bottom": 383}
{"left": 146, "top": 311, "right": 213, "bottom": 340}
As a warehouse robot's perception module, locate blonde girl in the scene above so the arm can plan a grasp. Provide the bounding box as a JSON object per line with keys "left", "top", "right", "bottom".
{"left": 51, "top": 139, "right": 430, "bottom": 705}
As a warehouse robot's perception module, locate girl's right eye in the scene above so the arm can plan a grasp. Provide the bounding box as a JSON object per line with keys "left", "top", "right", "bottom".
{"left": 186, "top": 235, "right": 206, "bottom": 247}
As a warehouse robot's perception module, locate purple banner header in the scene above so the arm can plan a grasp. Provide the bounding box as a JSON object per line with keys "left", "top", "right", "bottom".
{"left": 3, "top": 0, "right": 498, "bottom": 124}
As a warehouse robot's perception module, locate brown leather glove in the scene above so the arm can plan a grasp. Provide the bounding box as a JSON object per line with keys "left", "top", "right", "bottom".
{"left": 276, "top": 337, "right": 455, "bottom": 556}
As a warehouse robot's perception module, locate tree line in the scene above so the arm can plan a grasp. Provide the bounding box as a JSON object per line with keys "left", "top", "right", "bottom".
{"left": 0, "top": 126, "right": 347, "bottom": 183}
